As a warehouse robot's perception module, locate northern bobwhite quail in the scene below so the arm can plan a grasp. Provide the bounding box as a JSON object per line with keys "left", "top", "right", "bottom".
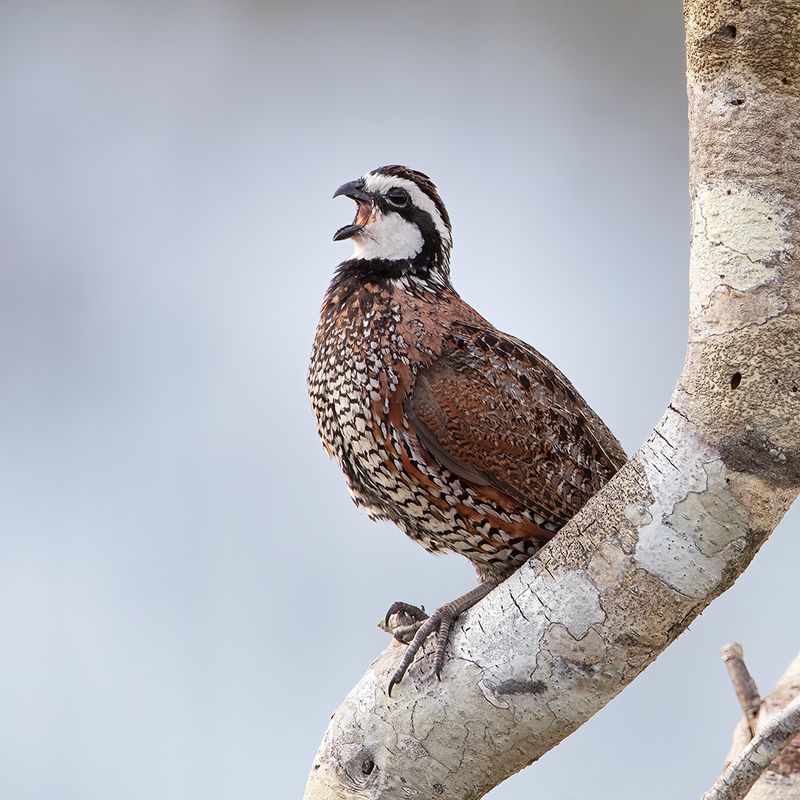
{"left": 308, "top": 165, "right": 626, "bottom": 694}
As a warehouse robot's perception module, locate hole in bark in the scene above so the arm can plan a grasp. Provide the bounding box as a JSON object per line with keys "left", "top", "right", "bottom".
{"left": 722, "top": 24, "right": 737, "bottom": 38}
{"left": 362, "top": 758, "right": 375, "bottom": 775}
{"left": 730, "top": 372, "right": 742, "bottom": 389}
{"left": 726, "top": 189, "right": 732, "bottom": 195}
{"left": 782, "top": 77, "right": 789, "bottom": 85}
{"left": 792, "top": 385, "right": 798, "bottom": 393}
{"left": 730, "top": 97, "right": 744, "bottom": 106}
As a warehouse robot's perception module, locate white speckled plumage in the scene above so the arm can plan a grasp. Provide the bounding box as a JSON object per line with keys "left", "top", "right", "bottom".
{"left": 308, "top": 165, "right": 626, "bottom": 686}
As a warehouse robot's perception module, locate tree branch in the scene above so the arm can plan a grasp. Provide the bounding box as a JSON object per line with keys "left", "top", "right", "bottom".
{"left": 305, "top": 2, "right": 800, "bottom": 797}
{"left": 723, "top": 642, "right": 762, "bottom": 735}
{"left": 703, "top": 697, "right": 800, "bottom": 800}
{"left": 713, "top": 649, "right": 800, "bottom": 800}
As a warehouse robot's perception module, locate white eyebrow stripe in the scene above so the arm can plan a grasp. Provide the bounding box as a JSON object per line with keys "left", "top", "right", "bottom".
{"left": 363, "top": 173, "right": 451, "bottom": 246}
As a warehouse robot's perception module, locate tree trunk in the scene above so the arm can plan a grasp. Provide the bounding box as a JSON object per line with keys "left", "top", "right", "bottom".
{"left": 304, "top": 2, "right": 800, "bottom": 798}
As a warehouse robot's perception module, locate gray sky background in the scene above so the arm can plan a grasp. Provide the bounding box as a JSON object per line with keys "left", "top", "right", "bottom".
{"left": 1, "top": 2, "right": 797, "bottom": 798}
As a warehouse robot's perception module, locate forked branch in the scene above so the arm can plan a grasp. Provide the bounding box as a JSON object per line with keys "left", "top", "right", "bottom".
{"left": 705, "top": 647, "right": 800, "bottom": 800}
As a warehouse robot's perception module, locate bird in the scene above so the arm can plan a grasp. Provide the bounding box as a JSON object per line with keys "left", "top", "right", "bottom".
{"left": 307, "top": 165, "right": 626, "bottom": 695}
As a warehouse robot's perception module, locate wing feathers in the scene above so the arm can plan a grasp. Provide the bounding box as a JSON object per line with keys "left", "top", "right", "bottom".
{"left": 408, "top": 323, "right": 625, "bottom": 528}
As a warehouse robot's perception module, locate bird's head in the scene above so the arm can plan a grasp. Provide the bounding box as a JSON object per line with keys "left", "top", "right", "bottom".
{"left": 332, "top": 165, "right": 452, "bottom": 283}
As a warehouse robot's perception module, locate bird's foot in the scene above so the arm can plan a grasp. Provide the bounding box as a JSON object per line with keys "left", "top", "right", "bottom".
{"left": 380, "top": 601, "right": 428, "bottom": 642}
{"left": 386, "top": 581, "right": 498, "bottom": 696}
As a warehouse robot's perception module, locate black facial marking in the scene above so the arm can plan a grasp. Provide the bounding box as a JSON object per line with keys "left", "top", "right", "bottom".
{"left": 334, "top": 164, "right": 453, "bottom": 287}
{"left": 372, "top": 164, "right": 451, "bottom": 235}
{"left": 369, "top": 189, "right": 447, "bottom": 279}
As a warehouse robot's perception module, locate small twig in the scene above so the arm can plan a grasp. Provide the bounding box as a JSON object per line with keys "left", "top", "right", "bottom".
{"left": 701, "top": 695, "right": 800, "bottom": 800}
{"left": 722, "top": 642, "right": 761, "bottom": 736}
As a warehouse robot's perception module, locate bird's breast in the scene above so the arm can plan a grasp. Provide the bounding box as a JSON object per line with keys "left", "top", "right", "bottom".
{"left": 308, "top": 290, "right": 407, "bottom": 474}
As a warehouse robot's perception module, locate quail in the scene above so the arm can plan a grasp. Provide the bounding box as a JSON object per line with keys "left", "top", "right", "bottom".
{"left": 308, "top": 165, "right": 626, "bottom": 694}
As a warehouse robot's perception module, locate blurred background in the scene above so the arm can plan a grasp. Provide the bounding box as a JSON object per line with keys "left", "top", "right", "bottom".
{"left": 0, "top": 1, "right": 797, "bottom": 798}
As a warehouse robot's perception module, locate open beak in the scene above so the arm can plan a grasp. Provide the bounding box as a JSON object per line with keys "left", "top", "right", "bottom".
{"left": 333, "top": 179, "right": 373, "bottom": 241}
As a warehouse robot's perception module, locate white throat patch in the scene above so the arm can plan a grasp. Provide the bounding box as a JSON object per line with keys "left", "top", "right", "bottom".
{"left": 352, "top": 208, "right": 424, "bottom": 261}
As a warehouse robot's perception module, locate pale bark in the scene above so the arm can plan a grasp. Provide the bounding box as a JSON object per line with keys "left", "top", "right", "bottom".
{"left": 704, "top": 697, "right": 800, "bottom": 800}
{"left": 305, "top": 2, "right": 800, "bottom": 798}
{"left": 715, "top": 650, "right": 800, "bottom": 800}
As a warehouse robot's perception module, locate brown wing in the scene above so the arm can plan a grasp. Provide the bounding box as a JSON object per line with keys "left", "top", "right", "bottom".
{"left": 407, "top": 322, "right": 627, "bottom": 529}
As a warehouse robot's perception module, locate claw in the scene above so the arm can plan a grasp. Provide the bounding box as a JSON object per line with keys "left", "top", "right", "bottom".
{"left": 384, "top": 580, "right": 500, "bottom": 696}
{"left": 383, "top": 601, "right": 427, "bottom": 628}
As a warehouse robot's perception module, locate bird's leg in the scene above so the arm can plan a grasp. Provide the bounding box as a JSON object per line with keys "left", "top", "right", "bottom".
{"left": 387, "top": 579, "right": 499, "bottom": 696}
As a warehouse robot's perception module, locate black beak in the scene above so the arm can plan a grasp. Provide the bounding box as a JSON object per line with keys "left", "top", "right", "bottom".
{"left": 332, "top": 224, "right": 362, "bottom": 242}
{"left": 332, "top": 180, "right": 372, "bottom": 204}
{"left": 333, "top": 179, "right": 373, "bottom": 242}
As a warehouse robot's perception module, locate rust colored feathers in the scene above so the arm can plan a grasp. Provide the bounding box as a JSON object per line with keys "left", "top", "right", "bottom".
{"left": 308, "top": 264, "right": 625, "bottom": 582}
{"left": 408, "top": 323, "right": 625, "bottom": 532}
{"left": 309, "top": 165, "right": 626, "bottom": 689}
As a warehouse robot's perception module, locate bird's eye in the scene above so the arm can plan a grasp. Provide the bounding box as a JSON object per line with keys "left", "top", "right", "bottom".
{"left": 386, "top": 188, "right": 409, "bottom": 207}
